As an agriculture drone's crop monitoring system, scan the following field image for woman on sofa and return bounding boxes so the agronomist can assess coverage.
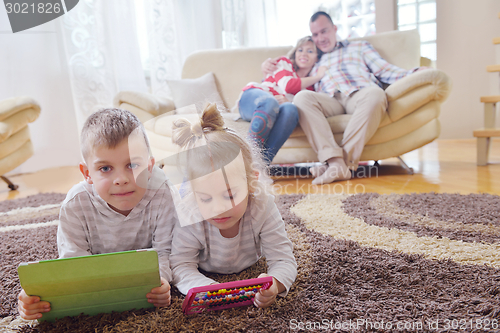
[238,36,326,164]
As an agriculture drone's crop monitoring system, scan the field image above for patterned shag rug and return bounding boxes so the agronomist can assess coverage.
[1,192,500,333]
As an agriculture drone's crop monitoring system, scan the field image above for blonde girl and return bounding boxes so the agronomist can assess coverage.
[169,103,297,308]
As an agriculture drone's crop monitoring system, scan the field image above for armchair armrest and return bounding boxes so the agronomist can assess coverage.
[385,69,452,122]
[113,91,175,117]
[0,97,41,143]
[0,96,40,122]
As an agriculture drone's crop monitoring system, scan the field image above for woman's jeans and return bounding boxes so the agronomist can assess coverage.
[239,88,299,164]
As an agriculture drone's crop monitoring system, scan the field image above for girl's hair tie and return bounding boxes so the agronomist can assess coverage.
[191,121,204,139]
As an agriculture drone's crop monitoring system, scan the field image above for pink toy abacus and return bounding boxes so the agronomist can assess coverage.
[182,276,273,315]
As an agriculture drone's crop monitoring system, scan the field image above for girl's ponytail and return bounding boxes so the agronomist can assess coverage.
[172,103,224,148]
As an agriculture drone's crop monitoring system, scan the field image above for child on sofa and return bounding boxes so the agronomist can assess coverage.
[18,108,178,320]
[169,103,297,308]
[239,36,327,164]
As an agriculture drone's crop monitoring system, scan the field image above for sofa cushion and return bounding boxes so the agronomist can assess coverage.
[362,119,439,161]
[350,29,421,70]
[167,72,225,111]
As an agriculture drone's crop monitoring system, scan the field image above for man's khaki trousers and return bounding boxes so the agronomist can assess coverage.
[294,86,387,169]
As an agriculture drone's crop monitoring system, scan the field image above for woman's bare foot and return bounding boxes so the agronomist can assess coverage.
[311,157,352,185]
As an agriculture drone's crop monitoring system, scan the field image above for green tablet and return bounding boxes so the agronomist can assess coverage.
[17,249,161,322]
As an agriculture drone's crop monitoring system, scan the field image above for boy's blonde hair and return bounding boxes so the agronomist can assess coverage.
[80,108,151,162]
[287,36,320,72]
[172,103,268,196]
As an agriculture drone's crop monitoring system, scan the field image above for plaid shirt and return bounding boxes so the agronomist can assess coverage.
[313,40,420,96]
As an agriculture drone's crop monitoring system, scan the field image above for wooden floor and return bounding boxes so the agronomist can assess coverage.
[1,139,499,201]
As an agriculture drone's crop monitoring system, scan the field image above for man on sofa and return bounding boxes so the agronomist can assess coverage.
[263,11,426,184]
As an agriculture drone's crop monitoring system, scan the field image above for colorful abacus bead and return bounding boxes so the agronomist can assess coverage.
[182,276,274,314]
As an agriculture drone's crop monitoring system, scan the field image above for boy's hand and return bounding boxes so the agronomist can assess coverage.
[18,289,51,320]
[253,273,279,308]
[147,277,171,307]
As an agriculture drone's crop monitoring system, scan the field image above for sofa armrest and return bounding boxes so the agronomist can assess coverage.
[420,56,432,67]
[0,96,40,122]
[113,91,175,117]
[385,69,451,122]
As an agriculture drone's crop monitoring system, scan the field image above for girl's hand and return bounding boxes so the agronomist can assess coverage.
[253,273,279,308]
[262,57,279,76]
[18,289,51,320]
[275,95,287,105]
[316,66,328,78]
[147,277,171,307]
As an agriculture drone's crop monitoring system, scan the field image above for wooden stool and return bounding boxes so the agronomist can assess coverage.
[473,96,500,165]
[474,14,500,165]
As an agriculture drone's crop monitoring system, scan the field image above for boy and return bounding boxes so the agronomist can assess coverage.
[18,108,177,320]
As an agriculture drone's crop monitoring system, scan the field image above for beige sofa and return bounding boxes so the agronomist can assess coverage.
[114,29,451,166]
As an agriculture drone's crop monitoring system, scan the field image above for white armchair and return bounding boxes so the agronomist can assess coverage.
[0,96,41,190]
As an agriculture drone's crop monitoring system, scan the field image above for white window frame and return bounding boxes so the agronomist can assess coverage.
[397,0,437,62]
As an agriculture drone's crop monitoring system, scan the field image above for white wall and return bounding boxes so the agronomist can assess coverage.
[0,9,81,175]
[437,0,500,138]
[375,0,396,33]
